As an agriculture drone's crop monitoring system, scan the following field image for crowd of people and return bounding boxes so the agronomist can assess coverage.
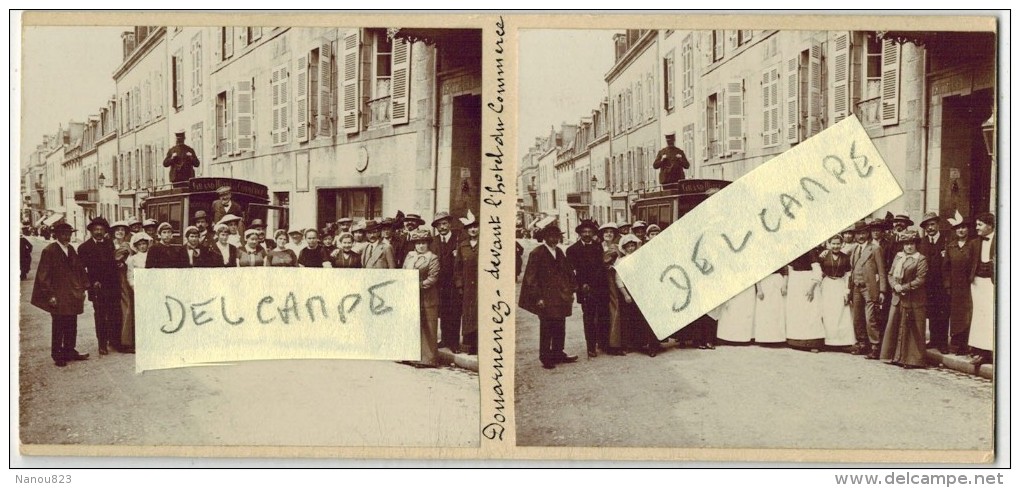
[28,204,481,369]
[518,211,997,371]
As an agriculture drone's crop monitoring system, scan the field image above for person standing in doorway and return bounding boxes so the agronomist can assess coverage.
[968,212,995,365]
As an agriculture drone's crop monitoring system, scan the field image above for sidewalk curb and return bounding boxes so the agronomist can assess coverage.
[925,349,993,380]
[438,348,478,372]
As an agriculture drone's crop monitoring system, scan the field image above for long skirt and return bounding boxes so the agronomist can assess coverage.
[717,285,756,343]
[785,270,825,348]
[419,297,440,366]
[969,277,994,352]
[752,273,786,343]
[880,302,927,367]
[119,272,135,347]
[820,276,855,347]
[607,270,623,349]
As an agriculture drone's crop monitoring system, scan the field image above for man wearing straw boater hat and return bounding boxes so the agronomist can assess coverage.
[430,211,462,353]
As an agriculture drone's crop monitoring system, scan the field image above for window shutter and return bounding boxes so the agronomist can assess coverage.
[785,56,799,143]
[728,30,737,51]
[700,103,708,161]
[214,28,222,62]
[280,65,290,143]
[224,27,234,58]
[295,54,309,143]
[271,67,281,145]
[235,80,253,152]
[831,32,851,124]
[762,64,781,147]
[134,87,141,127]
[391,37,411,125]
[647,73,655,119]
[726,79,745,154]
[807,43,823,137]
[342,30,362,134]
[224,87,234,155]
[175,54,184,108]
[714,30,725,60]
[742,30,753,43]
[880,39,901,126]
[318,39,334,135]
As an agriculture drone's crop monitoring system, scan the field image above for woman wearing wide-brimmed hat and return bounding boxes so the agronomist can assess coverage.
[110,221,136,352]
[599,222,619,255]
[613,234,660,357]
[942,212,976,355]
[519,224,578,369]
[879,229,929,368]
[402,228,441,368]
[455,211,481,355]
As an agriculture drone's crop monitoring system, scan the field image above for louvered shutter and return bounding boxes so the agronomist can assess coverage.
[807,43,823,137]
[785,56,799,143]
[831,32,851,124]
[714,30,725,60]
[224,27,234,58]
[762,64,781,147]
[726,79,745,154]
[271,67,281,145]
[318,39,334,136]
[295,54,309,143]
[280,65,290,144]
[342,30,362,134]
[391,37,411,125]
[235,80,253,152]
[880,39,901,126]
[213,28,222,63]
[224,87,234,155]
[700,102,708,161]
[175,54,184,108]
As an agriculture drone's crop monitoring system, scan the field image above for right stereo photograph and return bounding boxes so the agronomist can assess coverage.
[515,27,997,452]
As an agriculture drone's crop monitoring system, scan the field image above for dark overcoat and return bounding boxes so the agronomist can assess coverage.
[31,242,89,315]
[519,244,575,318]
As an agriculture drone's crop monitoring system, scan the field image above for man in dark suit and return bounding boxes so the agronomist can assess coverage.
[652,132,690,189]
[211,186,244,227]
[519,225,578,369]
[849,220,888,359]
[917,212,949,353]
[163,130,200,184]
[31,223,90,366]
[429,211,462,353]
[146,222,188,268]
[566,219,609,357]
[77,217,123,355]
[193,210,215,249]
[20,228,32,280]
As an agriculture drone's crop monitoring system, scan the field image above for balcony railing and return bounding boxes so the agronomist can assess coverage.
[368,96,391,127]
[566,191,591,208]
[73,189,99,203]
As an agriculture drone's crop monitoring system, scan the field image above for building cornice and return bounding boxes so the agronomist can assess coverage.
[113,27,167,81]
[605,30,656,84]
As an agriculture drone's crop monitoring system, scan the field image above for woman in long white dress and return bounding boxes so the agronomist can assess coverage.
[717,284,757,343]
[818,235,855,349]
[752,267,787,344]
[785,248,825,351]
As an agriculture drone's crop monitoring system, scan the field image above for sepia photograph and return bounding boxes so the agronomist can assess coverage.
[17,21,485,449]
[515,27,997,451]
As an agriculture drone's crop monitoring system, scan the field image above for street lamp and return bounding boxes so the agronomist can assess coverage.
[98,173,106,188]
[981,114,995,157]
[591,175,607,191]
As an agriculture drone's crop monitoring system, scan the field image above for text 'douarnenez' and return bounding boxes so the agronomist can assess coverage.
[616,116,904,340]
[134,268,420,372]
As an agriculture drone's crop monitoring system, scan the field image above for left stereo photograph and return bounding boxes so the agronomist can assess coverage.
[17,23,484,450]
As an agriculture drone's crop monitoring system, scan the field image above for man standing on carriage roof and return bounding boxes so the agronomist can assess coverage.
[652,132,690,188]
[163,130,201,184]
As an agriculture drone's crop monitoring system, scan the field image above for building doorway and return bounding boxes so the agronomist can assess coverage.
[449,94,481,221]
[316,187,383,230]
[939,88,993,218]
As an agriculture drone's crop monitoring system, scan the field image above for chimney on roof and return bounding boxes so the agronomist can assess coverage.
[121,31,136,60]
